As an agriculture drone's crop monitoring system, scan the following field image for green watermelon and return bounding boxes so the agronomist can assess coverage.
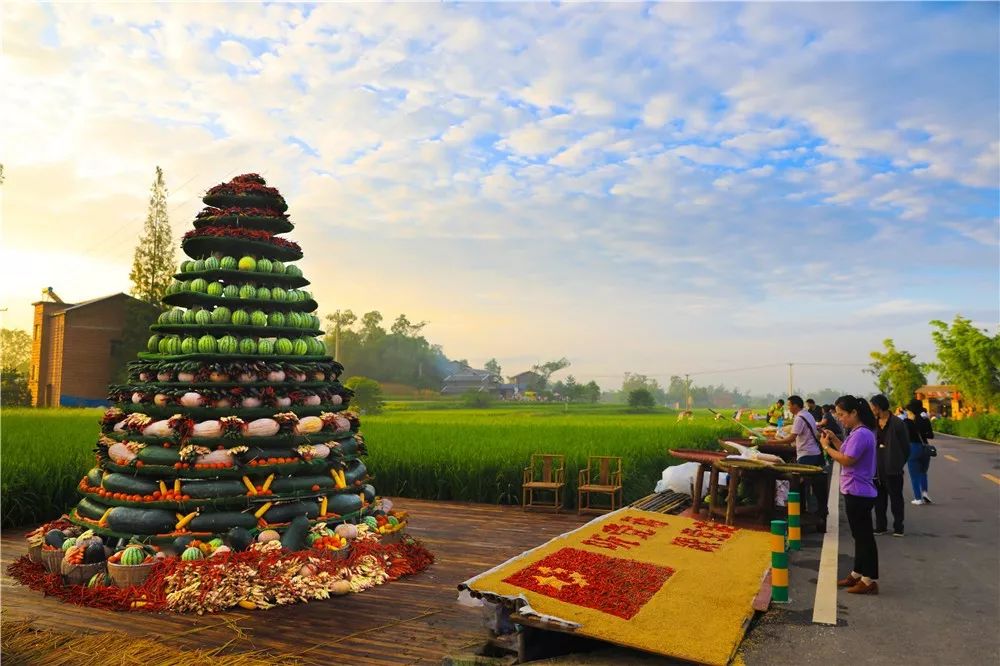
[218,335,238,354]
[206,282,224,297]
[157,310,171,324]
[255,286,272,300]
[286,265,302,278]
[285,311,301,328]
[310,315,321,329]
[211,306,231,324]
[239,284,257,299]
[286,289,301,302]
[198,335,217,353]
[121,546,147,566]
[307,337,325,355]
[275,338,293,355]
[204,256,220,271]
[271,287,287,302]
[182,308,197,324]
[181,546,204,561]
[194,309,212,325]
[193,259,206,272]
[220,256,237,270]
[163,336,181,355]
[292,339,308,356]
[147,335,162,353]
[166,280,180,295]
[178,280,192,292]
[180,260,195,273]
[271,260,285,274]
[268,312,286,327]
[239,338,256,354]
[158,337,170,353]
[231,309,250,326]
[238,256,256,271]
[300,291,312,302]
[256,257,273,273]
[257,339,274,355]
[250,310,267,327]
[223,284,240,299]
[190,278,208,293]
[167,308,185,324]
[180,336,197,355]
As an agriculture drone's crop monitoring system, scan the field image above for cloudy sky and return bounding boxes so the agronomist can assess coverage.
[2,2,997,394]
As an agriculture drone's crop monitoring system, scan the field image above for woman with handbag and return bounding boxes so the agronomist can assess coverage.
[819,395,880,595]
[905,398,934,505]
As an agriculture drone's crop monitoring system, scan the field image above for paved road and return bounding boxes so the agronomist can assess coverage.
[742,434,1000,665]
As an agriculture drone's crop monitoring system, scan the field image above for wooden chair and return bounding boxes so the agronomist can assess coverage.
[577,456,623,515]
[522,454,566,512]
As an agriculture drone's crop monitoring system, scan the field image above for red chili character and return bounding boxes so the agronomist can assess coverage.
[621,516,670,528]
[601,523,657,539]
[582,534,641,551]
[671,536,721,552]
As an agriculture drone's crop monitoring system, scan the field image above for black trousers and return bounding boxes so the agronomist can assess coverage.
[875,474,905,533]
[844,494,879,579]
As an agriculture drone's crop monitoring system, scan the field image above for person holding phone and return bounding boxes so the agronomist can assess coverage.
[819,395,879,595]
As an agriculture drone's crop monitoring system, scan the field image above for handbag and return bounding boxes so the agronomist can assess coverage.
[925,444,937,458]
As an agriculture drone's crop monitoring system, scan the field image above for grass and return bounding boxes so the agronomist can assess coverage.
[933,414,1000,443]
[1,404,740,528]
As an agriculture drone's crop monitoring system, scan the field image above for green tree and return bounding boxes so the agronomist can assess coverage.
[529,357,570,391]
[0,367,31,406]
[360,311,385,343]
[390,313,427,337]
[326,309,357,360]
[484,358,502,378]
[129,166,176,304]
[622,372,666,405]
[343,376,385,414]
[867,339,927,408]
[628,388,656,410]
[461,390,495,408]
[928,316,1000,412]
[583,380,601,404]
[1,328,32,374]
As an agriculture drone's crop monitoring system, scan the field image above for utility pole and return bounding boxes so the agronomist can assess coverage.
[788,363,794,396]
[334,320,341,361]
[684,373,692,409]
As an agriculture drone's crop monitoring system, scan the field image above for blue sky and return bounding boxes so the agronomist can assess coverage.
[2,2,997,394]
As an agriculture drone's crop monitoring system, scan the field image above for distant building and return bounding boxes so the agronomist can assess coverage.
[441,366,513,397]
[508,371,543,393]
[30,292,159,407]
[914,384,966,419]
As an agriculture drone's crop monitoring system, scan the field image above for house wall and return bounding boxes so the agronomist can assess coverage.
[29,301,71,407]
[59,297,131,405]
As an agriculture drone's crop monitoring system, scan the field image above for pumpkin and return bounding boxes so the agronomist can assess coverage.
[334,523,358,540]
[247,419,280,437]
[294,416,323,434]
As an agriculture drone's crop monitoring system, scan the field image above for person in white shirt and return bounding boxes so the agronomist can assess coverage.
[769,395,828,532]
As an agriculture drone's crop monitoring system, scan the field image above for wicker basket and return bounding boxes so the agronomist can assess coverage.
[62,561,107,586]
[41,548,64,574]
[28,544,43,563]
[380,528,406,545]
[108,561,156,588]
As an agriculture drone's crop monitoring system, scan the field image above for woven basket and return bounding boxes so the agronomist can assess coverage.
[28,544,43,563]
[41,549,64,574]
[62,561,107,586]
[380,528,406,545]
[108,561,156,588]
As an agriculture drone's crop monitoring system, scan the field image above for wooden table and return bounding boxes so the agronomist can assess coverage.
[668,449,728,517]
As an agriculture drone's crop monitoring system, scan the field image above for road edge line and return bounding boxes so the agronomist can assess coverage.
[812,462,840,625]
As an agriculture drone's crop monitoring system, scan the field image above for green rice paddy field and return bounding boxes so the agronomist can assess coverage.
[1,404,739,528]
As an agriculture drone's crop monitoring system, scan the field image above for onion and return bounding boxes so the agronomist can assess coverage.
[132,392,144,404]
[275,396,292,408]
[180,392,203,407]
[157,371,173,382]
[177,371,196,382]
[331,395,343,405]
[215,398,232,409]
[209,371,229,382]
[154,393,170,407]
[302,395,321,406]
[237,372,255,383]
[138,372,151,382]
[267,370,286,382]
[313,372,326,381]
[241,396,261,408]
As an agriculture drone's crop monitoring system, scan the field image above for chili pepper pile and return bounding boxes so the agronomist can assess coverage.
[182,226,302,252]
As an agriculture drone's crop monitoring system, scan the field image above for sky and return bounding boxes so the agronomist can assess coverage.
[2,2,998,395]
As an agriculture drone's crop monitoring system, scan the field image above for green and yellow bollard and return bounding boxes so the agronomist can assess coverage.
[771,519,789,604]
[787,490,801,551]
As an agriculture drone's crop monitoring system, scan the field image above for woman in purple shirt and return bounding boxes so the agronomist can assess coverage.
[818,395,879,595]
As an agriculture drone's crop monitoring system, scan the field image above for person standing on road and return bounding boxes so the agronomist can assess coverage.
[769,395,828,532]
[905,398,934,505]
[870,394,910,537]
[818,404,844,439]
[806,398,823,422]
[819,395,879,595]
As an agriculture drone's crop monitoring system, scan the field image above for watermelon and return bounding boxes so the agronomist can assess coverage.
[256,258,273,273]
[310,315,321,329]
[239,338,256,354]
[204,256,220,271]
[194,259,206,272]
[231,309,250,326]
[166,280,180,295]
[121,546,147,566]
[220,256,237,270]
[271,287,287,302]
[211,306,231,324]
[180,337,197,355]
[257,339,274,355]
[181,546,204,561]
[238,256,256,271]
[190,278,208,293]
[182,308,197,324]
[285,312,301,328]
[147,335,162,353]
[268,312,286,327]
[286,265,302,278]
[194,309,212,325]
[286,289,301,302]
[300,291,312,302]
[271,260,285,274]
[255,286,272,300]
[206,282,224,296]
[198,335,217,353]
[180,260,195,273]
[275,338,293,355]
[157,311,171,324]
[167,308,185,324]
[218,335,238,354]
[250,310,267,327]
[178,280,191,292]
[162,337,181,355]
[223,284,240,299]
[292,339,308,356]
[158,337,170,353]
[307,337,325,355]
[239,284,257,299]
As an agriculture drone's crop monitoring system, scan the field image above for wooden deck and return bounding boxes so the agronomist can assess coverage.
[1,498,590,665]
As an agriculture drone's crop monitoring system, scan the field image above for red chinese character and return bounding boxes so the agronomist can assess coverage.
[602,523,657,539]
[681,521,737,543]
[622,516,670,528]
[692,520,738,535]
[671,536,721,553]
[582,534,641,551]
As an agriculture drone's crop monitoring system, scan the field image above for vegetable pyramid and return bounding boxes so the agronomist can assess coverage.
[71,174,393,546]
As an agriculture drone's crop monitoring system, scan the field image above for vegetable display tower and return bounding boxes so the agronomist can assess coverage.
[72,174,400,546]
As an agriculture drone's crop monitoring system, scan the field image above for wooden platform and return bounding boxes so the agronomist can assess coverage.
[1,498,590,665]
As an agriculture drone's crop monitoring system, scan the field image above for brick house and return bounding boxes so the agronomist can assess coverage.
[30,292,160,407]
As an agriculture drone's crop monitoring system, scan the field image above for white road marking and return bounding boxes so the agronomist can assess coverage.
[944,454,959,462]
[812,463,840,626]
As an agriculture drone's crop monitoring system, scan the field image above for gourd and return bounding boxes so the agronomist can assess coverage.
[247,418,280,437]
